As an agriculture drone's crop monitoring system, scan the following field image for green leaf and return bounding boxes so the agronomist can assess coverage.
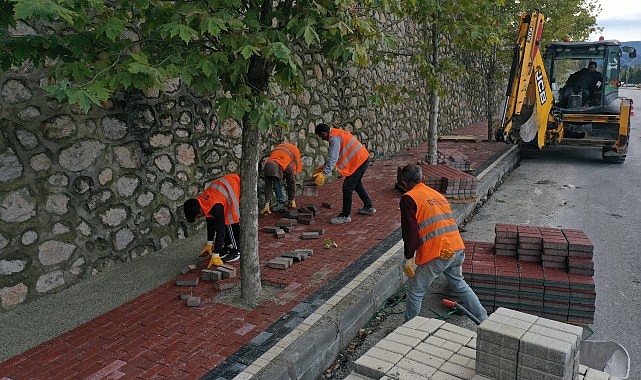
[302,25,320,45]
[158,22,198,43]
[101,17,127,42]
[269,42,291,62]
[238,44,259,59]
[13,0,77,24]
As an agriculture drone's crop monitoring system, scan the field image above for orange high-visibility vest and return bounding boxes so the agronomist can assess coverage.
[197,173,241,225]
[405,183,465,265]
[268,143,302,174]
[330,128,369,177]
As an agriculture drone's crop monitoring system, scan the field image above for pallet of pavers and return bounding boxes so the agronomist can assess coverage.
[352,308,615,380]
[457,224,596,325]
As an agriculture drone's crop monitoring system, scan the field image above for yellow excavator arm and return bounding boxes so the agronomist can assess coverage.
[500,10,554,149]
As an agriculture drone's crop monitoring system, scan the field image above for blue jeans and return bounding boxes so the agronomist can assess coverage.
[405,250,488,322]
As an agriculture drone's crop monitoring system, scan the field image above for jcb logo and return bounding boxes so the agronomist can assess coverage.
[527,26,533,42]
[535,68,547,104]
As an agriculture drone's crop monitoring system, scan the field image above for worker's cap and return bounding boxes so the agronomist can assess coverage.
[183,199,201,223]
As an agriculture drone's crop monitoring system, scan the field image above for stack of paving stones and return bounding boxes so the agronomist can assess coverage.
[302,176,319,196]
[516,225,543,263]
[458,224,596,324]
[348,310,615,380]
[396,164,478,202]
[437,148,472,172]
[353,317,477,379]
[476,307,583,380]
[196,264,238,292]
[267,248,313,270]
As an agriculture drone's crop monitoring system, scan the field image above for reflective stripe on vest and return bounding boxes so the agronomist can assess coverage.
[331,129,369,176]
[270,143,301,174]
[210,177,240,225]
[198,174,241,225]
[406,183,465,265]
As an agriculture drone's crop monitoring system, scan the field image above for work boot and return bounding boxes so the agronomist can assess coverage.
[330,215,352,224]
[223,250,240,263]
[358,206,377,215]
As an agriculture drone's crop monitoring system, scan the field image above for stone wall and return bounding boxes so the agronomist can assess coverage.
[0,19,496,310]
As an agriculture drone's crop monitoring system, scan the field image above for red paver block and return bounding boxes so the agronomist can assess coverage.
[294,248,313,257]
[217,265,236,279]
[277,219,297,227]
[281,251,308,262]
[263,226,280,233]
[181,264,197,274]
[301,231,319,240]
[321,202,333,209]
[275,229,286,238]
[201,269,220,282]
[186,296,201,307]
[175,278,199,286]
[304,204,318,216]
[267,256,294,269]
[302,186,318,196]
[213,279,239,292]
[562,228,594,252]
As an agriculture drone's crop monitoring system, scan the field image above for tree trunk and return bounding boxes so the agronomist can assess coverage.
[239,115,262,306]
[486,44,498,141]
[238,55,272,306]
[427,17,440,165]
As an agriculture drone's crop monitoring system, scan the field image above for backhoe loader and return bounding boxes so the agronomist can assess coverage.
[498,10,637,163]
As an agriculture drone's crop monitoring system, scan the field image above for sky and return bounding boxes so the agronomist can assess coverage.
[589,0,641,42]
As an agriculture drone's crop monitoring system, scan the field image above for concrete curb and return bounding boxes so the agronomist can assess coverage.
[238,145,521,380]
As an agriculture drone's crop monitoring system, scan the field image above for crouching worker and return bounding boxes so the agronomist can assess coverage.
[183,173,241,268]
[261,142,303,215]
[399,164,487,323]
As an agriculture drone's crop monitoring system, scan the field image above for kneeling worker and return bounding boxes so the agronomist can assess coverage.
[183,173,241,268]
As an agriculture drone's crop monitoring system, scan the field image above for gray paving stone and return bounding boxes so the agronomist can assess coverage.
[384,331,422,348]
[374,338,413,356]
[440,360,476,379]
[394,357,439,378]
[354,354,394,379]
[520,331,573,363]
[405,348,447,369]
[361,346,403,365]
[414,341,455,361]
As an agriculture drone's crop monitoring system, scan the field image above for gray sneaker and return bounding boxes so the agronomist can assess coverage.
[358,207,377,215]
[330,215,352,224]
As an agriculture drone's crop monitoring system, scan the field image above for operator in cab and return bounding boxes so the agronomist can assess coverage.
[558,61,603,108]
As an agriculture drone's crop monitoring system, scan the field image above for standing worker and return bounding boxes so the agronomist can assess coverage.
[398,164,487,323]
[260,142,303,215]
[313,123,376,224]
[183,173,241,268]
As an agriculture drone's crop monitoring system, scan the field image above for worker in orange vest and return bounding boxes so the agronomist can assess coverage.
[183,173,241,268]
[398,164,487,322]
[260,143,303,215]
[313,123,376,224]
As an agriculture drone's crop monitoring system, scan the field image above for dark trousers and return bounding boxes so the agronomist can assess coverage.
[341,160,373,217]
[225,223,240,249]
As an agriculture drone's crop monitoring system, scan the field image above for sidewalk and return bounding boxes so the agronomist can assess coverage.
[0,122,518,380]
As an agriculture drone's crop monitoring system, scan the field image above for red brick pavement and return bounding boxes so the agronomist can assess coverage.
[0,122,507,380]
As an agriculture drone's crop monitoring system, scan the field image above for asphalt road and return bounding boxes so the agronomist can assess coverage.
[461,88,641,379]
